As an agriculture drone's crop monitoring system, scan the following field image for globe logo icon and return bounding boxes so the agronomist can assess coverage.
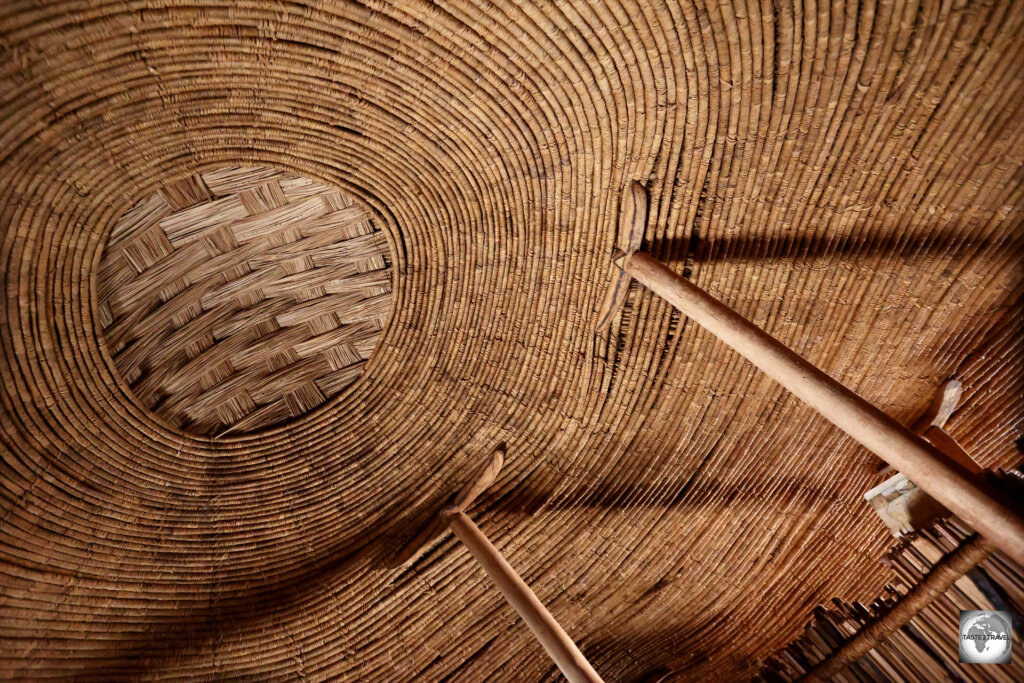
[959,610,1012,664]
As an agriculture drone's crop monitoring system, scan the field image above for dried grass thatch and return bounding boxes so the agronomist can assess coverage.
[1,0,1023,680]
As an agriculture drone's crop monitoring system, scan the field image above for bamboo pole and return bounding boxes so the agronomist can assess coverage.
[443,509,605,683]
[797,535,993,682]
[622,252,1024,566]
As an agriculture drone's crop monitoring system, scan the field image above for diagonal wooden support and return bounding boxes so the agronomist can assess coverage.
[878,378,982,477]
[595,181,647,329]
[390,445,604,683]
[797,534,994,682]
[596,182,1024,566]
[913,378,983,475]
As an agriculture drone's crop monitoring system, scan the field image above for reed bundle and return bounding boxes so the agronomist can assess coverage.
[2,0,1023,680]
[758,511,1024,682]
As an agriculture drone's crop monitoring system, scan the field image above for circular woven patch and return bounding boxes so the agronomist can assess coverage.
[96,167,392,436]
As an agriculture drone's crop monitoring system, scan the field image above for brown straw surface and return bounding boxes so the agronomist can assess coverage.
[2,1,1023,680]
[97,167,390,435]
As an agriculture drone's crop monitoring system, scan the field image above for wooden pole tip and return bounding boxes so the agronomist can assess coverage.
[912,378,964,433]
[452,445,506,511]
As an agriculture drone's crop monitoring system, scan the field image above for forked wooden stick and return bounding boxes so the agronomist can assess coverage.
[879,378,982,476]
[597,182,1024,566]
[914,378,983,474]
[388,448,506,568]
[391,445,604,683]
[595,181,647,329]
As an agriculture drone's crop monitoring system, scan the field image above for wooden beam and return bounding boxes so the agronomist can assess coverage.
[922,426,983,475]
[443,509,605,683]
[622,251,1024,566]
[878,378,982,476]
[391,446,605,683]
[388,446,506,568]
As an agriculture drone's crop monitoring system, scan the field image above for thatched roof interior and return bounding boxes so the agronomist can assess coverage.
[1,0,1022,680]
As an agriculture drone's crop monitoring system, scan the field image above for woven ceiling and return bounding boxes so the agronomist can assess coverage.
[1,1,1022,681]
[98,167,391,436]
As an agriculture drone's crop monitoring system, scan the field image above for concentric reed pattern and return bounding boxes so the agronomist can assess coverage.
[97,167,391,436]
[2,1,1023,681]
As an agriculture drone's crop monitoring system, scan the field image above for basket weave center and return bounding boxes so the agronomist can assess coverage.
[96,166,392,436]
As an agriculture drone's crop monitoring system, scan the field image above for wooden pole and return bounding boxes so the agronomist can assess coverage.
[391,447,604,681]
[442,508,605,683]
[922,426,982,475]
[797,535,993,681]
[622,251,1024,565]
